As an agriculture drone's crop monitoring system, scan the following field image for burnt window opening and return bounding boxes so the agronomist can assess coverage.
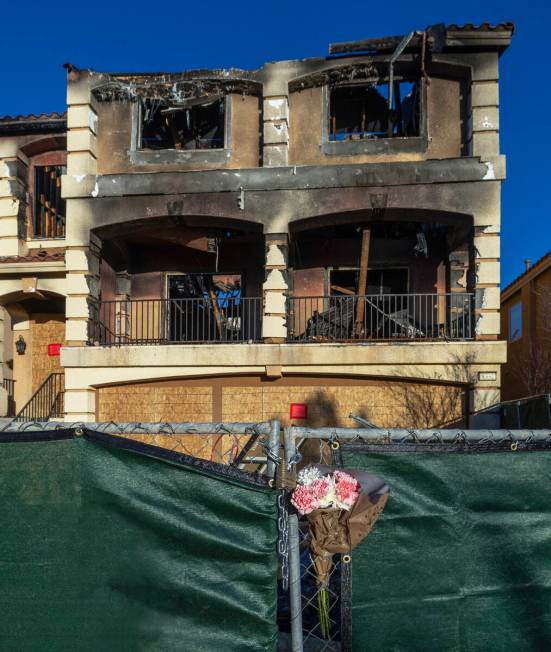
[329,80,420,141]
[140,98,225,150]
[34,165,66,239]
[330,268,409,295]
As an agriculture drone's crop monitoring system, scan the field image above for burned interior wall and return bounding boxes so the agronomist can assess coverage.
[99,257,118,301]
[426,76,463,158]
[95,94,260,174]
[131,272,163,300]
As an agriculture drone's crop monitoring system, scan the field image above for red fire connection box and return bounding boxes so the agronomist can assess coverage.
[290,403,308,420]
[47,343,61,357]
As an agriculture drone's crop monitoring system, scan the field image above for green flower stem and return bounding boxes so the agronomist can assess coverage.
[317,586,331,639]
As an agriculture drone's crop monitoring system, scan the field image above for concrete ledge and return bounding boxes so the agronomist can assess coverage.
[60,156,506,199]
[129,148,232,166]
[322,137,428,157]
[62,340,507,369]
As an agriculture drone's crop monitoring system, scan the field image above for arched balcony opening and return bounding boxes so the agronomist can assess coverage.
[91,216,264,345]
[287,209,474,342]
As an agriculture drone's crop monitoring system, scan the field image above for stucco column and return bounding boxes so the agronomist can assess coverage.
[262,233,288,343]
[64,233,100,421]
[61,68,100,420]
[469,53,500,158]
[262,97,289,167]
[65,236,100,346]
[468,373,501,425]
[63,367,96,422]
[66,67,98,179]
[0,141,26,257]
[64,68,101,347]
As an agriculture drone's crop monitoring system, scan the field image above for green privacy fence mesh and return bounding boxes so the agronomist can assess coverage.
[341,445,551,652]
[0,429,279,652]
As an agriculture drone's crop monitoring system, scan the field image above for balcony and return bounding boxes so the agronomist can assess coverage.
[287,293,474,342]
[89,293,474,346]
[89,297,263,345]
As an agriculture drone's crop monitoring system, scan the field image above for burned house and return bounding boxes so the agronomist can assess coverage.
[0,23,513,426]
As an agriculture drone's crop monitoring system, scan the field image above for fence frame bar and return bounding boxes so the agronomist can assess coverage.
[1,419,280,480]
[1,420,274,434]
[288,427,551,442]
[285,426,304,652]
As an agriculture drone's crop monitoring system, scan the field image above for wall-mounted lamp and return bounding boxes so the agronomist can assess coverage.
[15,335,27,355]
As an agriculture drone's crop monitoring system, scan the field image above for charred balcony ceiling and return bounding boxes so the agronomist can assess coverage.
[93,215,263,243]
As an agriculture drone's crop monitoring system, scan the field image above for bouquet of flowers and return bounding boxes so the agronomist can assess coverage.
[291,465,389,638]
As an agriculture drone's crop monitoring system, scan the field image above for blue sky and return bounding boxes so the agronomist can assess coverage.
[1,1,548,286]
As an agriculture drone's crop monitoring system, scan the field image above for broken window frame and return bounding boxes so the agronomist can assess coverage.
[321,73,428,156]
[165,272,244,301]
[163,271,246,342]
[131,96,232,165]
[328,77,421,141]
[327,266,410,296]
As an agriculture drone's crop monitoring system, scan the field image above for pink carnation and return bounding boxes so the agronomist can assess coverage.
[292,468,361,514]
[291,484,317,515]
[334,471,360,508]
[291,478,331,514]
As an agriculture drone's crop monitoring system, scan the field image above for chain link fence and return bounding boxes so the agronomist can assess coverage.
[282,425,551,652]
[5,420,551,651]
[0,419,280,475]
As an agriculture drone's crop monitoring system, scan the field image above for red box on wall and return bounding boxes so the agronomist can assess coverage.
[48,343,61,357]
[290,403,308,420]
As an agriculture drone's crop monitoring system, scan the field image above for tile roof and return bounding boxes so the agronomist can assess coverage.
[0,112,67,136]
[446,22,515,32]
[0,250,65,264]
[0,112,66,123]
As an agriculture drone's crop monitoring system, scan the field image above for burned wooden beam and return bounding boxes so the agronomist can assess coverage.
[329,33,424,55]
[354,228,371,336]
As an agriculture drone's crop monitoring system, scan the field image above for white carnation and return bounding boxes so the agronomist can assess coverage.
[297,466,322,486]
[317,477,337,508]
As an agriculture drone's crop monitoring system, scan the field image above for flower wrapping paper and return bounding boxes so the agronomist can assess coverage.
[304,465,390,586]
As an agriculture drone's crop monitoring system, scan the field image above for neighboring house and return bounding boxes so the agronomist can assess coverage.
[0,23,513,427]
[501,252,551,401]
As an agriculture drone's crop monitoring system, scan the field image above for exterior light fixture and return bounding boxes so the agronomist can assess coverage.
[15,335,27,355]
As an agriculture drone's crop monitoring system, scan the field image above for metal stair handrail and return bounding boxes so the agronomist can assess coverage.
[13,372,65,422]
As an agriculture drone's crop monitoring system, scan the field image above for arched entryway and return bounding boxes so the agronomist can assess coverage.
[1,291,65,414]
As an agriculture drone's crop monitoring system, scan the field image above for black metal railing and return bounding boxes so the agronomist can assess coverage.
[2,378,16,417]
[90,297,263,345]
[287,293,474,342]
[13,373,64,422]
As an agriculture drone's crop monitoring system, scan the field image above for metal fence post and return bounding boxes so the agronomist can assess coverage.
[266,420,280,480]
[284,426,303,652]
